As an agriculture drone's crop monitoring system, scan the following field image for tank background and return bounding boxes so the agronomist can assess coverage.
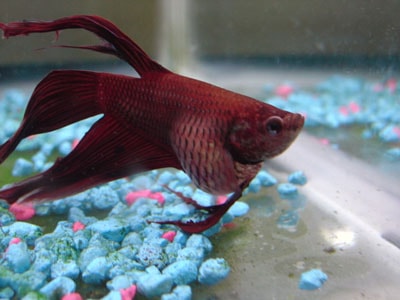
[0,1,159,67]
[0,0,399,67]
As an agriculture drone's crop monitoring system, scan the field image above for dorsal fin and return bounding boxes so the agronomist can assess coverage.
[0,15,169,76]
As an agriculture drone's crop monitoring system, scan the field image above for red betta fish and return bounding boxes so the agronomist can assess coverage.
[0,15,304,233]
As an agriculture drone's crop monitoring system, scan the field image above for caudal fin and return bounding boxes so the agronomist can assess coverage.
[0,15,168,76]
[0,116,182,204]
[0,70,102,163]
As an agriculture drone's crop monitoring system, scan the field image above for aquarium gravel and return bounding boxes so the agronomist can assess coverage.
[298,269,328,290]
[5,73,399,298]
[0,86,309,299]
[266,76,400,160]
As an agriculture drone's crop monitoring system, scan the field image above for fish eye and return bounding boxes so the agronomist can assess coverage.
[266,116,283,136]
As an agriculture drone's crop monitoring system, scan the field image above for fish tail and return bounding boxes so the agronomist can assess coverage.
[0,15,168,76]
[0,70,102,163]
[0,116,181,204]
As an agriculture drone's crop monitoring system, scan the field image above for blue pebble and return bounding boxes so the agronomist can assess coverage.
[31,249,56,275]
[162,203,194,220]
[137,244,166,269]
[0,206,15,226]
[288,171,307,185]
[90,186,120,210]
[177,247,204,267]
[51,199,68,215]
[5,241,31,273]
[9,270,47,297]
[166,285,192,300]
[379,124,400,142]
[146,265,161,274]
[131,175,154,190]
[175,171,192,184]
[106,274,134,290]
[198,258,230,285]
[12,158,34,177]
[162,260,198,285]
[3,222,42,246]
[40,143,54,156]
[51,259,80,279]
[82,256,111,284]
[173,185,194,199]
[31,151,47,171]
[78,246,109,272]
[222,212,234,224]
[146,237,169,248]
[202,220,223,237]
[277,183,298,198]
[257,170,278,187]
[165,242,182,264]
[167,179,181,190]
[34,203,52,216]
[88,218,129,242]
[247,177,261,193]
[384,147,400,161]
[157,171,176,185]
[173,231,189,246]
[186,234,213,255]
[298,269,328,290]
[192,189,215,206]
[228,201,249,217]
[137,273,174,298]
[141,225,163,240]
[4,89,26,106]
[40,276,76,298]
[0,287,14,299]
[122,232,143,247]
[58,141,72,156]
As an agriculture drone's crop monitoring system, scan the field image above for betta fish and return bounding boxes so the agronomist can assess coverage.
[0,15,304,233]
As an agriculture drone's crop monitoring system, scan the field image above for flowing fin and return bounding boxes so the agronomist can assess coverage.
[0,15,168,76]
[0,70,102,163]
[0,116,181,204]
[154,188,244,233]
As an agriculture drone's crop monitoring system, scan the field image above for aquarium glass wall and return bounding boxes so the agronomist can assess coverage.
[0,1,399,300]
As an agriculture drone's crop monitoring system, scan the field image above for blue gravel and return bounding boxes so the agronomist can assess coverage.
[277,183,298,199]
[198,258,230,285]
[0,86,310,298]
[288,171,308,185]
[298,269,328,290]
[265,75,400,148]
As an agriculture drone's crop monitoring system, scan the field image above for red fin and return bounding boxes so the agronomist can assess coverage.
[154,189,244,233]
[0,15,168,76]
[0,116,181,204]
[0,70,102,163]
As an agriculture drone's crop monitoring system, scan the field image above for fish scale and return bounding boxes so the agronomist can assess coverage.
[0,15,304,232]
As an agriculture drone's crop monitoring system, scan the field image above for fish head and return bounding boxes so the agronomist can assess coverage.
[228,103,304,164]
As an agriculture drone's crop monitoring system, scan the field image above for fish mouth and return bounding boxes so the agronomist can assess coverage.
[285,113,305,133]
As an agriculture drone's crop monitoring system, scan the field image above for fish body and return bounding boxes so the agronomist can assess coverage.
[0,16,304,232]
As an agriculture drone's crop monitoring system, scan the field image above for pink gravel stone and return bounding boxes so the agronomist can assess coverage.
[61,293,83,300]
[120,285,137,300]
[9,203,35,220]
[72,221,86,232]
[126,190,165,206]
[162,231,177,242]
[275,84,294,98]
